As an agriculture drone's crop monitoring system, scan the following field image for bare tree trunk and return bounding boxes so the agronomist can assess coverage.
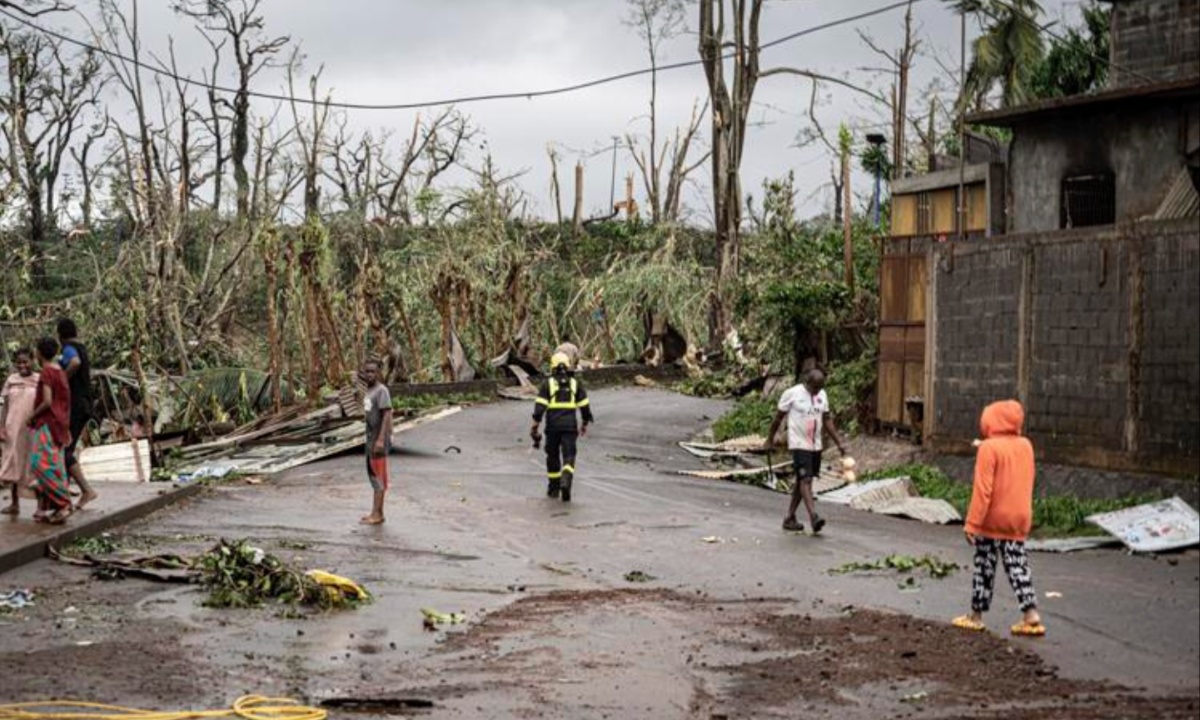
[572,162,584,235]
[699,0,762,349]
[548,145,563,225]
[842,139,854,295]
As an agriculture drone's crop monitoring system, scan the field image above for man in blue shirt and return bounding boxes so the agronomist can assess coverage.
[57,318,99,508]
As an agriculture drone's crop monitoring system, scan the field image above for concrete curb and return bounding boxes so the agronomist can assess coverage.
[0,482,206,576]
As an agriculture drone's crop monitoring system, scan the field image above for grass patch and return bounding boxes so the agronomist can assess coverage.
[864,463,1160,538]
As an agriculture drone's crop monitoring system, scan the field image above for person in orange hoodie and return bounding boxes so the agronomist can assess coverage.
[952,400,1046,637]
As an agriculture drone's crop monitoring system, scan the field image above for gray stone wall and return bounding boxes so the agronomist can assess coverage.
[1110,0,1200,88]
[929,219,1199,478]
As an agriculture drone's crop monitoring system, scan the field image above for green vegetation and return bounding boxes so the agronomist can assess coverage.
[863,463,1160,538]
[712,394,777,443]
[197,539,369,610]
[65,534,121,557]
[709,357,877,443]
[831,553,960,579]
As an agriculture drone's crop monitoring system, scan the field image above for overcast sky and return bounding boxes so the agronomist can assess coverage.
[39,0,1088,222]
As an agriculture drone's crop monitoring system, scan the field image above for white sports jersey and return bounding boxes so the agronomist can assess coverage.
[778,384,829,451]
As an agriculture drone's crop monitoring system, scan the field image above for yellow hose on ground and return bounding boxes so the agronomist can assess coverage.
[0,696,325,720]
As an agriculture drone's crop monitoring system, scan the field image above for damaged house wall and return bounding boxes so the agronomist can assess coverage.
[927,219,1200,477]
[1004,97,1196,234]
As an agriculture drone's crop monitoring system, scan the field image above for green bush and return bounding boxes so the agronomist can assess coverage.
[863,463,1159,538]
[712,394,778,442]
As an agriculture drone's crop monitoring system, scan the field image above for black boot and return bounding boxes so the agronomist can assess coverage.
[560,471,573,503]
[547,479,561,499]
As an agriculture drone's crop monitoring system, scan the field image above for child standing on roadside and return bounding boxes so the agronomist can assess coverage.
[953,399,1046,637]
[360,360,392,525]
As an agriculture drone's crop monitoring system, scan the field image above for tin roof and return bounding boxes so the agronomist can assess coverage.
[965,76,1200,127]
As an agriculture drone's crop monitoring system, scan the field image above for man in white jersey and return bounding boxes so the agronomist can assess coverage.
[764,368,846,534]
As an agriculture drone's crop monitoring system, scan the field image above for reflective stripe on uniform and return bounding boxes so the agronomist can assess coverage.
[536,397,550,406]
[562,464,575,474]
[547,471,562,479]
[547,378,581,410]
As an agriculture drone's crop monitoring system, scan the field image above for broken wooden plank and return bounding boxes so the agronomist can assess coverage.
[79,439,150,483]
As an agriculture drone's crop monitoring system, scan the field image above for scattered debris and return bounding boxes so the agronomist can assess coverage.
[901,690,930,703]
[66,533,120,557]
[1087,497,1200,553]
[0,589,34,611]
[869,497,962,525]
[831,554,960,579]
[821,476,962,525]
[197,539,370,610]
[444,445,462,454]
[702,536,724,544]
[306,569,370,605]
[1027,536,1122,553]
[78,439,151,483]
[421,607,466,631]
[678,462,792,482]
[51,545,194,583]
[175,405,461,480]
[1046,591,1064,599]
[624,570,657,583]
[634,374,659,388]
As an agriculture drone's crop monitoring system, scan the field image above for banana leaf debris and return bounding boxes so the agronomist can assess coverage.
[48,539,370,611]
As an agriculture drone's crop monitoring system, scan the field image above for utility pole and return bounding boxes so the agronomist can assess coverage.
[957,7,967,241]
[609,137,619,211]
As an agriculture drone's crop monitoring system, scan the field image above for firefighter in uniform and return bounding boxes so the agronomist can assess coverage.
[530,352,594,502]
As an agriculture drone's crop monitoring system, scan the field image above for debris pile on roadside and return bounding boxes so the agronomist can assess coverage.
[47,538,370,611]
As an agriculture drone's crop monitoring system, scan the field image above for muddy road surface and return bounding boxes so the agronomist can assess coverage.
[1,388,1197,718]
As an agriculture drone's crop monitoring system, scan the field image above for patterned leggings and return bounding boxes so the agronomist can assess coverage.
[971,537,1038,613]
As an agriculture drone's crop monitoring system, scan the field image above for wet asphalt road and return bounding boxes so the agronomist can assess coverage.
[1,387,1197,713]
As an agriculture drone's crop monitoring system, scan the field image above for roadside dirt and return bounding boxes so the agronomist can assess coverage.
[374,588,1199,719]
[3,563,1196,718]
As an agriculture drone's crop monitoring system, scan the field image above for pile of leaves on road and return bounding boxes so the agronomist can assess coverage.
[196,539,370,610]
[65,534,121,557]
[830,554,960,579]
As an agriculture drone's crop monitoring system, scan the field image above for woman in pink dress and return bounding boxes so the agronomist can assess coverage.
[1,348,40,516]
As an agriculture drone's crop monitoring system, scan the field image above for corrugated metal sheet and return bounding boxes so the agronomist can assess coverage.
[1153,168,1200,220]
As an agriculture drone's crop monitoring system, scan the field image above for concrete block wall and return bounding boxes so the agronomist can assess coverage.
[1027,240,1130,450]
[1139,228,1200,464]
[932,245,1022,438]
[1110,0,1200,88]
[929,219,1199,477]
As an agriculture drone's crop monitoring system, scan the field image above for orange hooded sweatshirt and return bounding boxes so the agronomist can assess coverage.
[965,400,1036,541]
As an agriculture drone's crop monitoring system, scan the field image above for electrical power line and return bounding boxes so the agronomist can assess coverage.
[0,0,926,112]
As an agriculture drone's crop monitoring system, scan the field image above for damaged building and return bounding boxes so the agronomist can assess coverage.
[879,0,1200,477]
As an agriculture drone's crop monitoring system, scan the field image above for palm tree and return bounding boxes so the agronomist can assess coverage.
[951,0,1046,110]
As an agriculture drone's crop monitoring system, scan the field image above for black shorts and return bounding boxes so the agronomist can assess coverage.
[791,450,822,481]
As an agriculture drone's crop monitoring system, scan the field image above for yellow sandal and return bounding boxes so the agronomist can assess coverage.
[952,615,987,632]
[1010,621,1047,637]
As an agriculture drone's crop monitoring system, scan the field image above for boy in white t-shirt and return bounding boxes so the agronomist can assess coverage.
[764,369,846,534]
